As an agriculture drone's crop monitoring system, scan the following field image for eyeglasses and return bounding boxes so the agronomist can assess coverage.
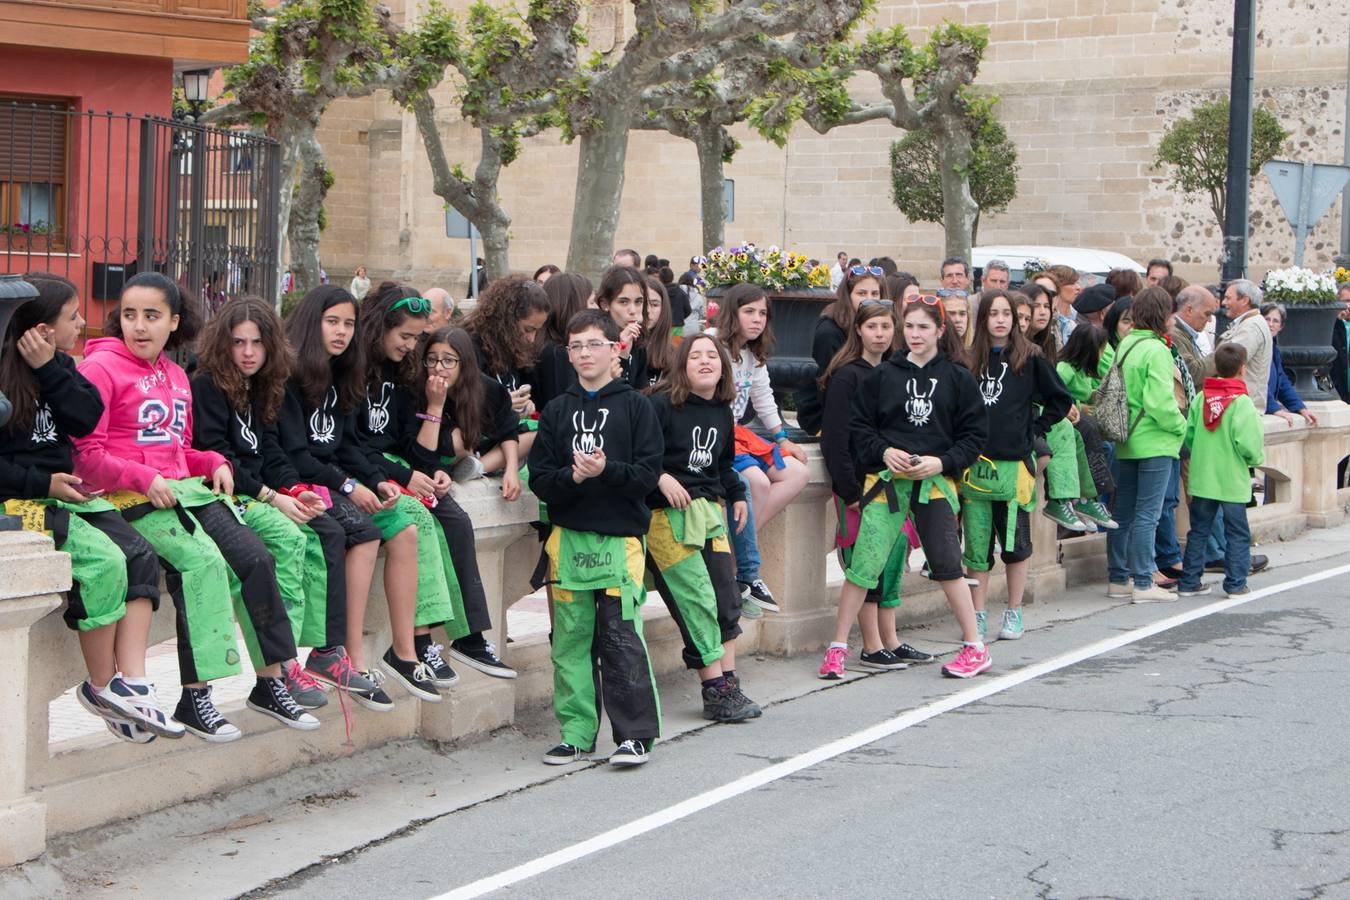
[566,339,615,354]
[905,294,946,322]
[424,354,460,370]
[850,265,885,277]
[392,296,433,314]
[859,299,894,308]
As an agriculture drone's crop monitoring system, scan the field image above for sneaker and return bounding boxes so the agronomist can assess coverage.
[449,638,518,679]
[1131,585,1179,604]
[889,643,936,664]
[702,682,756,722]
[379,647,442,702]
[1107,582,1133,599]
[818,646,847,680]
[1073,500,1118,529]
[247,677,321,731]
[452,455,485,483]
[1250,554,1269,573]
[284,660,328,710]
[858,648,908,671]
[542,742,592,765]
[742,578,780,613]
[1226,585,1251,597]
[1177,584,1212,597]
[305,647,394,712]
[609,739,649,766]
[998,608,1024,640]
[174,686,242,743]
[78,677,186,739]
[418,640,460,688]
[942,643,992,679]
[975,610,988,640]
[1042,499,1088,531]
[724,674,763,718]
[737,582,763,619]
[105,719,156,744]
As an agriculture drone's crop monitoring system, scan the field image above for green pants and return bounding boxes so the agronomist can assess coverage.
[370,494,461,634]
[646,507,728,669]
[127,505,241,683]
[1044,418,1094,502]
[834,495,907,608]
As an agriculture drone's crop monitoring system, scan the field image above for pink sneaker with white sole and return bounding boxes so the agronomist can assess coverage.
[942,643,992,678]
[818,646,847,680]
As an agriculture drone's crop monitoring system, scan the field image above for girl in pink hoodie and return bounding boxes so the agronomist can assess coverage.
[75,273,316,741]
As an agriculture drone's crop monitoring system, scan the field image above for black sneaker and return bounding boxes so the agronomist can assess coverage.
[741,578,780,613]
[449,638,518,679]
[379,646,441,702]
[858,648,908,671]
[1250,554,1269,573]
[609,739,649,766]
[247,677,321,730]
[702,682,755,723]
[890,643,936,664]
[724,674,763,718]
[542,742,592,765]
[417,639,460,688]
[174,686,242,743]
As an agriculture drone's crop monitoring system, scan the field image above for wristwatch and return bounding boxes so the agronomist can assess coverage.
[339,477,357,495]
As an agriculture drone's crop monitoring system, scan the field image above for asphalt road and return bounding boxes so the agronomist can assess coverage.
[262,553,1350,900]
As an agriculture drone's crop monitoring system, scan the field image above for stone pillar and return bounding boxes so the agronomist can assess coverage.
[0,530,69,866]
[754,455,835,655]
[1024,495,1066,602]
[1299,402,1350,528]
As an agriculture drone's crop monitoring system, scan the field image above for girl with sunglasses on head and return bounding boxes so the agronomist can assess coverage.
[354,284,516,682]
[714,283,810,615]
[818,302,934,669]
[192,296,381,713]
[0,273,181,744]
[76,273,315,741]
[282,285,450,707]
[463,274,549,440]
[819,294,991,680]
[793,264,888,436]
[960,289,1071,642]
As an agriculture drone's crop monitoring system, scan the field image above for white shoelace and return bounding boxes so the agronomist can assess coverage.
[193,688,226,728]
[411,661,437,685]
[270,679,307,718]
[423,642,448,670]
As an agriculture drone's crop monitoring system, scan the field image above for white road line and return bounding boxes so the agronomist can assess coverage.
[432,563,1350,900]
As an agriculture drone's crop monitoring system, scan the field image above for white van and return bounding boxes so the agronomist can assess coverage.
[972,245,1146,287]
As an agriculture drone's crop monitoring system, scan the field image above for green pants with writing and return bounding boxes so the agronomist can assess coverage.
[370,494,462,635]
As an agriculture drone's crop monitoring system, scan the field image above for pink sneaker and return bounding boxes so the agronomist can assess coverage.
[818,646,847,680]
[942,643,992,679]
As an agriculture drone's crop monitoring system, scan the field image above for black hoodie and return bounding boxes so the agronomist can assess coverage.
[973,347,1072,460]
[352,360,421,486]
[279,378,382,491]
[191,375,301,497]
[531,378,663,536]
[820,357,876,505]
[405,373,519,472]
[792,316,848,435]
[646,391,745,509]
[0,353,104,500]
[850,352,988,476]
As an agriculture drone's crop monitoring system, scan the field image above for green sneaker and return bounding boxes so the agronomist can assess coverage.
[975,609,987,640]
[1073,500,1118,529]
[1042,499,1088,531]
[998,608,1024,640]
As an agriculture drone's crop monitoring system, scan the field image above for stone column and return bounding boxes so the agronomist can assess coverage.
[0,530,69,867]
[754,454,835,655]
[1299,402,1350,528]
[1024,494,1067,602]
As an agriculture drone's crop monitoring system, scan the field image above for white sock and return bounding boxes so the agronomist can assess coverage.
[964,641,986,651]
[829,641,848,650]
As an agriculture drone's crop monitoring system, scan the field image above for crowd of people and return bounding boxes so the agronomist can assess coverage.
[1,250,1342,768]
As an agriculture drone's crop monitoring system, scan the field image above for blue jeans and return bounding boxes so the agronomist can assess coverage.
[1107,456,1173,588]
[729,473,759,583]
[1154,457,1182,568]
[1181,498,1251,593]
[1205,505,1228,561]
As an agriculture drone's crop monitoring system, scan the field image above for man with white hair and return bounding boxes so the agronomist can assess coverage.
[1215,278,1271,399]
[982,259,1010,290]
[424,286,455,332]
[1171,285,1218,388]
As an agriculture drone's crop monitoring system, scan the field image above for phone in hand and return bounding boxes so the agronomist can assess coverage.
[73,481,105,498]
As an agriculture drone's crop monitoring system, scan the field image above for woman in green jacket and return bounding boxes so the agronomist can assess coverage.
[1105,287,1186,603]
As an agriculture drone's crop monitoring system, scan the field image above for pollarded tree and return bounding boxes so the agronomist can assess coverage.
[1153,98,1289,229]
[889,112,1018,246]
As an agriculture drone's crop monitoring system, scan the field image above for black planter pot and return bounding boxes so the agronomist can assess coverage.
[1277,304,1340,402]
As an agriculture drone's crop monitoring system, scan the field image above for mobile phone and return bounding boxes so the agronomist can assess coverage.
[74,483,105,498]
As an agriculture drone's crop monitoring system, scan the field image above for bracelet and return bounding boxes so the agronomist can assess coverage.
[417,412,443,424]
[774,429,789,443]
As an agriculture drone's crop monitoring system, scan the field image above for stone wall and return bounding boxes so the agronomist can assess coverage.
[312,0,1349,292]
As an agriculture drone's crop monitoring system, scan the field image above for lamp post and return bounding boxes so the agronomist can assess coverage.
[0,275,39,530]
[181,69,212,121]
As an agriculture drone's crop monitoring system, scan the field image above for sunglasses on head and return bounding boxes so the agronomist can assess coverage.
[859,299,894,309]
[904,294,946,322]
[935,288,968,299]
[850,265,885,277]
[391,296,432,314]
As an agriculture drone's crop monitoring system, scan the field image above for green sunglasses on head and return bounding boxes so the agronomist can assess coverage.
[391,296,433,314]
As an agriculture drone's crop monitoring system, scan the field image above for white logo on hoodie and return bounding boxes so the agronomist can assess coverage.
[31,403,56,444]
[686,425,717,472]
[571,408,609,455]
[309,386,338,444]
[980,361,1007,407]
[366,382,393,434]
[905,378,938,427]
[236,409,258,452]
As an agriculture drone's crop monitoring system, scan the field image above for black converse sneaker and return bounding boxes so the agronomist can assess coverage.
[743,578,781,613]
[174,686,242,743]
[609,739,649,766]
[542,742,592,765]
[889,643,936,663]
[725,674,762,719]
[858,648,909,671]
[247,677,321,730]
[379,646,442,702]
[416,638,460,688]
[702,682,755,723]
[449,636,518,679]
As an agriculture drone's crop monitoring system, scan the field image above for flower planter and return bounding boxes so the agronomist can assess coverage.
[3,234,51,254]
[1277,304,1340,402]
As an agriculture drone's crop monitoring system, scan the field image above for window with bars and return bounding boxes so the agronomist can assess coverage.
[0,99,70,252]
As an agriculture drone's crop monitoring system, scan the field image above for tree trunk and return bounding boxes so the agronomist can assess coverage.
[936,128,977,265]
[287,131,327,296]
[694,123,727,254]
[270,120,305,304]
[566,107,633,280]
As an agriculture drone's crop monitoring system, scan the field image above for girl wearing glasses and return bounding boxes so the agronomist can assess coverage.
[818,302,934,669]
[960,290,1071,643]
[282,285,449,707]
[192,296,386,715]
[819,294,990,680]
[793,264,888,436]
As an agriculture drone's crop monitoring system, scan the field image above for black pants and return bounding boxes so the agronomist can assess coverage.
[318,494,384,648]
[192,500,297,668]
[648,540,744,671]
[429,494,493,635]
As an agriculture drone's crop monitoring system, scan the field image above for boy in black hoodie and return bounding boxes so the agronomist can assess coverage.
[531,310,664,767]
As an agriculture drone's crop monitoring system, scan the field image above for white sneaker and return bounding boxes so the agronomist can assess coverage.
[1131,585,1179,603]
[1107,582,1133,599]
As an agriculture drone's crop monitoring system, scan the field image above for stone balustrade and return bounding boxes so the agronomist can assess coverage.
[3,399,1349,866]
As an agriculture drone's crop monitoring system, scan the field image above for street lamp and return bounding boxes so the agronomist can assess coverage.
[182,69,212,120]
